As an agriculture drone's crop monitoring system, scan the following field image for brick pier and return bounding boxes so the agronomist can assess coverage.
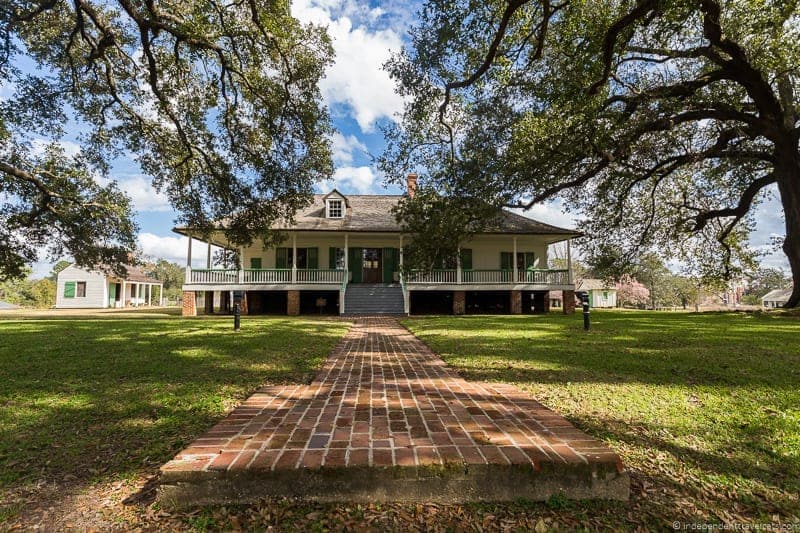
[158,318,628,507]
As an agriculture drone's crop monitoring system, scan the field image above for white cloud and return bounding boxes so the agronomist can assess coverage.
[321,165,378,194]
[115,175,172,212]
[515,199,580,230]
[331,131,368,165]
[138,232,211,268]
[293,0,405,132]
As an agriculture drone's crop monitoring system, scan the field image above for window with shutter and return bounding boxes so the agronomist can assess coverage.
[460,249,473,270]
[275,248,288,268]
[76,282,86,297]
[500,252,512,270]
[64,281,76,298]
[250,258,262,269]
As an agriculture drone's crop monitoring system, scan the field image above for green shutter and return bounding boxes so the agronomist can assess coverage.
[307,247,318,269]
[250,258,262,269]
[500,252,512,270]
[64,281,76,298]
[460,248,473,270]
[329,247,336,269]
[275,248,287,268]
[348,247,362,283]
[382,248,395,283]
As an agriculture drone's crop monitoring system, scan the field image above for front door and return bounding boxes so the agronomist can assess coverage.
[362,248,382,283]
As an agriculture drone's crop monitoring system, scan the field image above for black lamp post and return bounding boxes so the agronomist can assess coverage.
[582,293,590,331]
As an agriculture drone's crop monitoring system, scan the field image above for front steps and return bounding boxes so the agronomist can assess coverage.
[344,284,405,315]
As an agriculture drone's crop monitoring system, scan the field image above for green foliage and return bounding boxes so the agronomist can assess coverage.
[745,268,791,298]
[0,0,334,279]
[382,0,800,306]
[144,259,185,301]
[393,188,502,270]
[46,260,71,282]
[0,269,55,308]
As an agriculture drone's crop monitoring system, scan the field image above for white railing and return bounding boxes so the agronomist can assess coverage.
[188,268,344,285]
[190,269,239,284]
[462,269,513,284]
[407,269,571,286]
[296,269,346,283]
[243,269,291,283]
[405,269,457,284]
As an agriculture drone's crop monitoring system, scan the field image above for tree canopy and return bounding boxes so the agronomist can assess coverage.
[1,0,333,280]
[381,0,800,307]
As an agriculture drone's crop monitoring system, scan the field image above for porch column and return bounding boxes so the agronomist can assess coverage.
[148,284,153,306]
[185,236,193,283]
[238,246,244,284]
[398,235,403,270]
[567,239,573,284]
[121,280,126,308]
[344,233,349,273]
[159,284,164,306]
[512,236,518,284]
[456,244,462,284]
[291,233,297,284]
[207,242,212,269]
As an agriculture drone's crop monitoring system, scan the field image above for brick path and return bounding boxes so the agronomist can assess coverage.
[159,318,628,506]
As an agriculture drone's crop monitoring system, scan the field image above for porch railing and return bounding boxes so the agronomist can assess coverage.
[407,269,571,285]
[190,268,345,285]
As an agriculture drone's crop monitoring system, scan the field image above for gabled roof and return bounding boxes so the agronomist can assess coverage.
[175,194,581,237]
[578,279,615,291]
[64,263,160,284]
[321,189,349,207]
[761,289,792,302]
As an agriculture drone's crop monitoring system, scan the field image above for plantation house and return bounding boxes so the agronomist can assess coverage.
[176,175,579,316]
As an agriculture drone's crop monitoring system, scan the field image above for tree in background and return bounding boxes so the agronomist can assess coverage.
[616,276,650,308]
[745,268,791,298]
[144,259,185,303]
[382,0,800,307]
[1,0,333,280]
[46,261,72,282]
[0,268,55,308]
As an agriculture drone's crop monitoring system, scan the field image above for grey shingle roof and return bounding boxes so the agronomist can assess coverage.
[577,279,614,291]
[244,194,579,235]
[761,289,792,302]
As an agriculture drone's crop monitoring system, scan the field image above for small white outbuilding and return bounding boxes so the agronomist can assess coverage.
[577,279,618,308]
[761,289,791,309]
[55,263,163,309]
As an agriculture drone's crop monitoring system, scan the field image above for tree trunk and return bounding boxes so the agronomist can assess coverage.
[777,155,800,308]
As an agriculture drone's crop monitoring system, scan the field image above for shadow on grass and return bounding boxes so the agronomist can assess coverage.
[0,316,349,499]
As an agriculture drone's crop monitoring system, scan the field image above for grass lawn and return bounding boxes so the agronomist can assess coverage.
[0,310,350,527]
[404,310,800,525]
[2,309,798,530]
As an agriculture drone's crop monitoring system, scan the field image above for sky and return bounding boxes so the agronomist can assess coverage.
[11,0,790,277]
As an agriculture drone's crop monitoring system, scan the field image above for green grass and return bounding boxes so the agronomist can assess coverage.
[403,310,800,522]
[0,312,349,503]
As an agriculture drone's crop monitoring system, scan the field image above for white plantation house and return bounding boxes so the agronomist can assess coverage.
[176,175,579,316]
[55,263,163,309]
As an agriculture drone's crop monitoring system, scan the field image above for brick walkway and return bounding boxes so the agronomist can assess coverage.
[159,318,628,506]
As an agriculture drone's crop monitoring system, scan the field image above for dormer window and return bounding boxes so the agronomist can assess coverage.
[327,198,343,218]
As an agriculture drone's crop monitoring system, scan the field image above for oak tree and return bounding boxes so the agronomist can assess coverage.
[381,0,800,306]
[1,0,333,279]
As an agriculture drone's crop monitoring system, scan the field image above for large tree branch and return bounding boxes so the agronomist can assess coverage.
[690,173,776,231]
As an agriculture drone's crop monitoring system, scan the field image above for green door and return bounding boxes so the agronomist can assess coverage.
[348,247,363,283]
[108,283,117,307]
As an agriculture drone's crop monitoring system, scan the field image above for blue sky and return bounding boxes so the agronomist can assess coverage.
[12,0,789,276]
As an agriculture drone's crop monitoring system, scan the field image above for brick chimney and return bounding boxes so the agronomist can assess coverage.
[406,173,418,198]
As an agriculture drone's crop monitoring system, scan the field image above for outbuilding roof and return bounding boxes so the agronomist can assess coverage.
[761,289,792,302]
[577,279,615,291]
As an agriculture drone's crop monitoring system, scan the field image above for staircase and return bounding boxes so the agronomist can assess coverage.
[344,284,405,315]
